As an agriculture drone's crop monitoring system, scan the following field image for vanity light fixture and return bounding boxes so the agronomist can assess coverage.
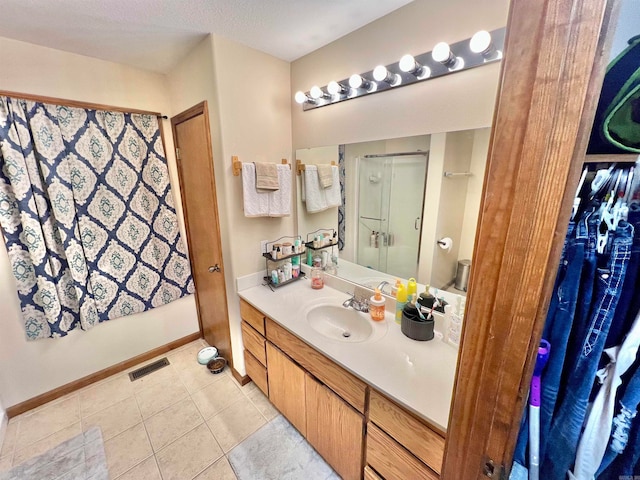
[294,26,505,111]
[470,30,502,61]
[327,81,348,96]
[310,85,330,100]
[294,91,315,105]
[398,54,431,79]
[432,42,464,70]
[373,65,402,86]
[349,74,376,93]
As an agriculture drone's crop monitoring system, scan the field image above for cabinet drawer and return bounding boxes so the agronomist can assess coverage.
[241,321,266,366]
[364,466,383,480]
[240,298,266,335]
[367,423,438,480]
[369,390,445,474]
[265,318,367,413]
[244,350,268,396]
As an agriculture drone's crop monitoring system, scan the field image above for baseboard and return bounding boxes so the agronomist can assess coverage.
[6,332,201,418]
[231,367,250,386]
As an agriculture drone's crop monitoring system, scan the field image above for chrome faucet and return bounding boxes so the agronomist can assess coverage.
[376,280,390,294]
[342,294,369,312]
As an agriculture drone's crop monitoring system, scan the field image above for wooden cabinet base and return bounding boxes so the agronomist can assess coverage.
[367,423,439,480]
[266,343,306,436]
[306,374,364,480]
[244,349,268,396]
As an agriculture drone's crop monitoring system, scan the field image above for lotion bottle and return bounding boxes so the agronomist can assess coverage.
[395,282,408,325]
[370,289,386,322]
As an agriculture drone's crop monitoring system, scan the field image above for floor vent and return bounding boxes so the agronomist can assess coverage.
[128,357,170,381]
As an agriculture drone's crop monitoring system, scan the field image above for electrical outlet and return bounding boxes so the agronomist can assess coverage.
[260,240,269,255]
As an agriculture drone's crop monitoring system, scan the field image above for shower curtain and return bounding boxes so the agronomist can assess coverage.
[0,97,193,340]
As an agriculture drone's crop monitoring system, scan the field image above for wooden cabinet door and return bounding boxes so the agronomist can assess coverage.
[266,343,306,436]
[305,374,364,480]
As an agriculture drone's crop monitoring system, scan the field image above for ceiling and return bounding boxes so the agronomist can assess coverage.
[0,0,414,73]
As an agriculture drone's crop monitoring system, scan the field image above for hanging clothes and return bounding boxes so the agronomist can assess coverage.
[510,159,640,480]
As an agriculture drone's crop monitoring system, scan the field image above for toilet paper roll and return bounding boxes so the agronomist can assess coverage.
[438,237,453,252]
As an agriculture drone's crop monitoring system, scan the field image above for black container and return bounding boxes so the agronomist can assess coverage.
[401,303,435,341]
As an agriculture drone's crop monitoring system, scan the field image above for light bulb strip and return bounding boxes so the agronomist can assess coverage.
[296,27,505,111]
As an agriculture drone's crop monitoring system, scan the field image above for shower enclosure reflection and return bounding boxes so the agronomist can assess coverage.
[356,152,428,280]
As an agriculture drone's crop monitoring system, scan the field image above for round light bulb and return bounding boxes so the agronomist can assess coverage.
[373,65,388,82]
[349,74,364,89]
[470,30,492,54]
[327,81,341,95]
[294,91,308,104]
[432,42,452,63]
[309,85,323,99]
[399,54,417,73]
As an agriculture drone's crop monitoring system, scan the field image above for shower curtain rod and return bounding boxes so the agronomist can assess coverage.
[363,151,429,158]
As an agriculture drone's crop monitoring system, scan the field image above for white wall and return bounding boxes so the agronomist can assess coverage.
[291,0,509,150]
[0,37,200,407]
[168,35,293,374]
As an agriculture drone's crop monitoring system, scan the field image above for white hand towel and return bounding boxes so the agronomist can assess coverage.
[268,164,291,217]
[325,166,341,208]
[242,163,269,217]
[304,165,328,213]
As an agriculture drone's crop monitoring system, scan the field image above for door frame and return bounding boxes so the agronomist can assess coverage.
[170,102,232,364]
[442,0,618,477]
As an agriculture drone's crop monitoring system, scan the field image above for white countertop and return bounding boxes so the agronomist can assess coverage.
[238,276,458,433]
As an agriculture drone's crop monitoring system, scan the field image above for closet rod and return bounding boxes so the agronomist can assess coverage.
[584,153,639,164]
[295,159,336,176]
[232,156,290,176]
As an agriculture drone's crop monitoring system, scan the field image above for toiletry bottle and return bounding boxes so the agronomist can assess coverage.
[370,288,386,322]
[418,284,435,309]
[332,232,338,245]
[391,278,401,297]
[310,267,324,289]
[370,231,376,247]
[395,282,407,325]
[271,269,279,285]
[407,278,417,301]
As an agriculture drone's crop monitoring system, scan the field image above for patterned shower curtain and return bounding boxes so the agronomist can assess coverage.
[0,97,194,340]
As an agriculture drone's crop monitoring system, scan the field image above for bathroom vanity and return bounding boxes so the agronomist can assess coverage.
[238,279,455,479]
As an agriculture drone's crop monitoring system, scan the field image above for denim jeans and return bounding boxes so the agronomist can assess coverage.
[598,359,640,478]
[542,222,633,479]
[607,205,640,348]
[512,221,581,469]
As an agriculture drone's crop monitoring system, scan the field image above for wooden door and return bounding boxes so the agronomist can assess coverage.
[305,373,364,480]
[266,343,306,435]
[171,102,231,361]
[442,0,616,478]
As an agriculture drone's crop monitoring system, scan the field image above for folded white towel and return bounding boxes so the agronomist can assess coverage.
[304,165,326,213]
[242,163,269,217]
[268,164,291,217]
[325,166,341,208]
[304,165,341,213]
[316,164,333,188]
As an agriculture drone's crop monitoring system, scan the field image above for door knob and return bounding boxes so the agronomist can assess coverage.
[208,264,221,273]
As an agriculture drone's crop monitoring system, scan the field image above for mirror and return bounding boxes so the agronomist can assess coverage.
[296,127,491,294]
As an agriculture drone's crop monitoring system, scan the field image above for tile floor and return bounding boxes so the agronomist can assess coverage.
[0,339,286,480]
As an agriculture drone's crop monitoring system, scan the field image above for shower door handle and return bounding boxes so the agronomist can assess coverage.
[414,217,420,230]
[208,264,221,273]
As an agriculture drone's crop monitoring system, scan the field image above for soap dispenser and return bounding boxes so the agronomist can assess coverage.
[370,288,386,322]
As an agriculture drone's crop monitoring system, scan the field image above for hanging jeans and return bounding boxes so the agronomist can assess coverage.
[542,222,633,479]
[572,305,640,479]
[607,205,640,347]
[598,360,640,478]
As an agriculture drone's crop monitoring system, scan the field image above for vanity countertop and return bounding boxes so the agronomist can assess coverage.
[238,277,458,433]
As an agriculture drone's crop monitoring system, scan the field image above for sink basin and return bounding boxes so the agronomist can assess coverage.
[305,304,389,343]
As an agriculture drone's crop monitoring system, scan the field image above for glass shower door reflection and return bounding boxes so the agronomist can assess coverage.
[357,154,427,280]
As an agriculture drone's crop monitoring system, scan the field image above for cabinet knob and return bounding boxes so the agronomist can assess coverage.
[208,264,221,273]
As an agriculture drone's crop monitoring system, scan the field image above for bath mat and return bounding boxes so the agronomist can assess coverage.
[0,427,108,480]
[228,415,339,480]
